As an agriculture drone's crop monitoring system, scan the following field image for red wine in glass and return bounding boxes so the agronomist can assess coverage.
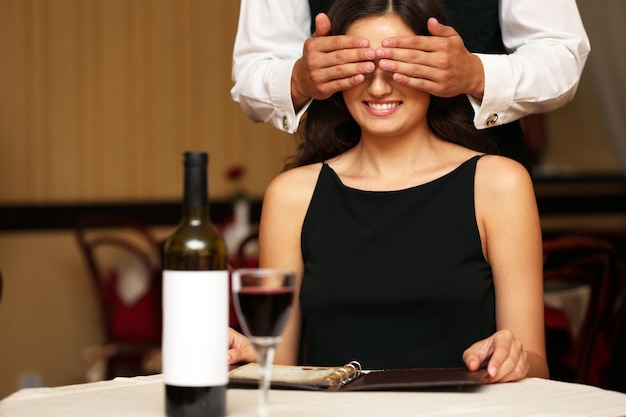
[236,287,294,338]
[232,269,295,417]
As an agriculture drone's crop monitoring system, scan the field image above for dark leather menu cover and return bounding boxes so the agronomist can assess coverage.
[229,363,487,391]
[340,368,488,391]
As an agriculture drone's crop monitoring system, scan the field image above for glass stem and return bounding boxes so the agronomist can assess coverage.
[255,343,276,417]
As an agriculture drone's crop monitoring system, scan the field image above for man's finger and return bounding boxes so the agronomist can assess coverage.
[427,17,458,38]
[313,13,331,37]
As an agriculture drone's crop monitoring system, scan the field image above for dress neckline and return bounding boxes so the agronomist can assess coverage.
[322,154,483,193]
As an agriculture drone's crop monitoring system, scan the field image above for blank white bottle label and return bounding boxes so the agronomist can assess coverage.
[163,270,229,386]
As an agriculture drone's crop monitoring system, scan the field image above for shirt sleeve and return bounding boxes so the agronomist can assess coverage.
[470,0,591,129]
[230,0,312,133]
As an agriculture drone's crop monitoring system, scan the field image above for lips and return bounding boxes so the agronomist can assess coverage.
[363,101,403,118]
[365,101,402,110]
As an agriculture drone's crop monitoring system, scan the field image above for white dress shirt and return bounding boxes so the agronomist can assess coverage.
[230,0,590,134]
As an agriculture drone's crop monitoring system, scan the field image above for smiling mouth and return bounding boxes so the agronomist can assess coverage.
[365,101,402,110]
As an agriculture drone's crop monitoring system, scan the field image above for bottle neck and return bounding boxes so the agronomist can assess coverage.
[182,163,210,222]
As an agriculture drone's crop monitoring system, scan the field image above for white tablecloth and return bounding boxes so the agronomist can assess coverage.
[1,374,626,417]
[544,284,591,338]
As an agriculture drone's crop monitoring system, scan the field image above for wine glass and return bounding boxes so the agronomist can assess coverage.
[231,268,295,417]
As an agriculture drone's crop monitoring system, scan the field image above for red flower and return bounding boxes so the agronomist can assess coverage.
[226,165,245,181]
[225,164,250,201]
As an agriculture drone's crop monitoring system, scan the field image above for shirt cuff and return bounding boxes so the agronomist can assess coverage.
[471,54,515,130]
[269,58,306,134]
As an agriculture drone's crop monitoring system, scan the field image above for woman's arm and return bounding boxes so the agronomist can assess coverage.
[467,155,549,382]
[257,164,321,365]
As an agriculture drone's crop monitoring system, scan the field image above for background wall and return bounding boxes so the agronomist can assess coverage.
[0,0,294,204]
[0,0,295,400]
[0,0,622,400]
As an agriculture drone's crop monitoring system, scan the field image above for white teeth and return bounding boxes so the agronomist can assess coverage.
[367,102,400,110]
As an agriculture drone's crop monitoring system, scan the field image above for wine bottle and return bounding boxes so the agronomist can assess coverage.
[162,152,228,417]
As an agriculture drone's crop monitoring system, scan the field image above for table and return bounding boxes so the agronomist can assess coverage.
[2,374,626,417]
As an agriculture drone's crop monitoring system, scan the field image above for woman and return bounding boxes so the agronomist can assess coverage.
[229,0,549,384]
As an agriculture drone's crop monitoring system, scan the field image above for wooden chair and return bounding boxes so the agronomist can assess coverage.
[570,231,626,392]
[224,230,261,332]
[74,214,163,380]
[542,234,623,388]
[236,230,260,268]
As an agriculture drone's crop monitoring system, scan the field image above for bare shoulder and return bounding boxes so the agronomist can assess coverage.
[474,155,539,250]
[264,163,323,208]
[475,154,533,197]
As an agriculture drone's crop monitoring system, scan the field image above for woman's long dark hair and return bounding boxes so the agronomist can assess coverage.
[285,0,497,170]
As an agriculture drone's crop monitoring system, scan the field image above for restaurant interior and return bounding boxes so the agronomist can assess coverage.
[0,0,625,402]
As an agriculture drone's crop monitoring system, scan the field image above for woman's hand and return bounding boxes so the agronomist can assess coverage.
[462,329,529,383]
[228,327,256,365]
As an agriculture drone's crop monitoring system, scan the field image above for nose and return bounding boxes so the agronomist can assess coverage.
[367,67,393,97]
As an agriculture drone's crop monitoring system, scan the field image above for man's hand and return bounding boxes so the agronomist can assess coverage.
[291,13,376,111]
[376,17,485,100]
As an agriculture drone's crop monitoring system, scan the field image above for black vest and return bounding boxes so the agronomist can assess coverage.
[307,0,530,171]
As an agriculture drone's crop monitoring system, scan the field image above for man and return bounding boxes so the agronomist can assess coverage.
[231,0,590,170]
